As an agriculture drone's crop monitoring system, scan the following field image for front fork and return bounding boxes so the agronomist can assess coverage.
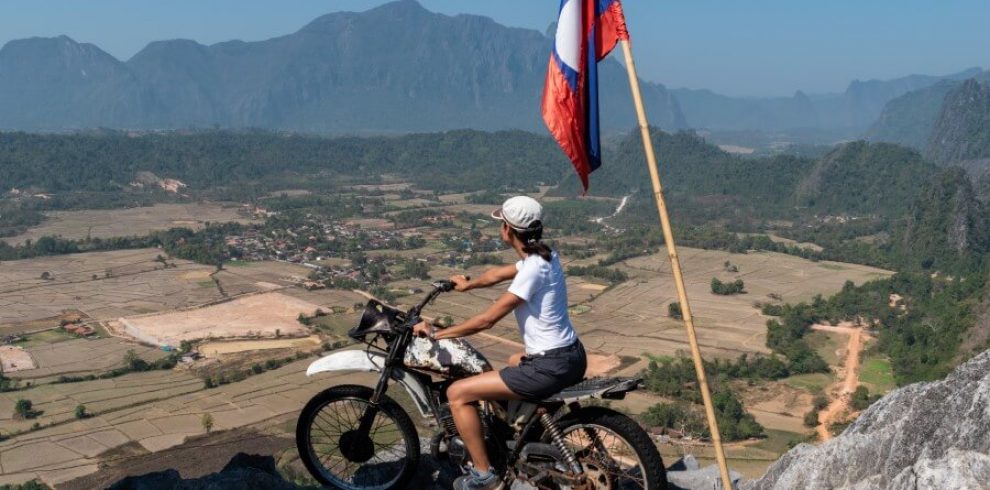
[361,329,409,434]
[356,365,391,434]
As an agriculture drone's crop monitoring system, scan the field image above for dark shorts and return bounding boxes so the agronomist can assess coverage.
[499,341,587,400]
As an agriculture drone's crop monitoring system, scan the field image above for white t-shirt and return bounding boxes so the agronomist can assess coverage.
[507,251,578,355]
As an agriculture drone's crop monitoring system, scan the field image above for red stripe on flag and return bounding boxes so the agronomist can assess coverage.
[595,1,629,60]
[541,57,593,192]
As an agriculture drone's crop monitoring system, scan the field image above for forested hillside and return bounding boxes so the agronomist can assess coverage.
[0,130,568,194]
[794,141,937,216]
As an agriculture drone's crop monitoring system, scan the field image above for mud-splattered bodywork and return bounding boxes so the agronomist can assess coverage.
[403,337,492,377]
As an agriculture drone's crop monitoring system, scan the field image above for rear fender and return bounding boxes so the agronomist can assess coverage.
[306,350,433,418]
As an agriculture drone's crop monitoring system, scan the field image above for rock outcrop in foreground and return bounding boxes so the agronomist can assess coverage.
[746,350,990,489]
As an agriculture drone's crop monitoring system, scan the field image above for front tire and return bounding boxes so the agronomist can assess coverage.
[553,407,668,490]
[296,384,420,490]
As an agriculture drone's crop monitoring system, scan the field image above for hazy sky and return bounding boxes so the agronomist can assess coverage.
[0,0,986,97]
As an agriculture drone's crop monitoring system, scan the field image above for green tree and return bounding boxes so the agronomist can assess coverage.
[123,350,149,372]
[850,386,878,411]
[74,404,88,419]
[201,413,214,433]
[14,399,34,419]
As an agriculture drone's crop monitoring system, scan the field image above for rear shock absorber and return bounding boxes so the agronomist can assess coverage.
[539,412,584,475]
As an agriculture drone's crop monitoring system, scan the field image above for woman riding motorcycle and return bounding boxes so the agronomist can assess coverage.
[412,195,587,490]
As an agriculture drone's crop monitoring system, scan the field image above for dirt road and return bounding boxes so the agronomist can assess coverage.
[811,323,867,441]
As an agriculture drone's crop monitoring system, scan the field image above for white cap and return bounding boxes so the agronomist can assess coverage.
[491,196,543,231]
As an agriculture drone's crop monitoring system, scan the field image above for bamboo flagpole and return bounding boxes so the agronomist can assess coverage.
[619,39,735,490]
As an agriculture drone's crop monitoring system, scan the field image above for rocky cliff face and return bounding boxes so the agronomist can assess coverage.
[745,349,990,489]
[927,78,990,165]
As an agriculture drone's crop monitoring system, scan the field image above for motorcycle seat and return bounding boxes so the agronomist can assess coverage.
[541,376,641,403]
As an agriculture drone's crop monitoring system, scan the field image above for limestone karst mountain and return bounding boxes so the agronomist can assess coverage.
[0,0,684,133]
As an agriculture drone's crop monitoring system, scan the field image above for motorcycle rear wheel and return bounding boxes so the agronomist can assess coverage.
[552,407,668,490]
[296,384,420,490]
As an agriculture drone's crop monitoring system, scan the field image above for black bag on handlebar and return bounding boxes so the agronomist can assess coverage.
[349,300,405,339]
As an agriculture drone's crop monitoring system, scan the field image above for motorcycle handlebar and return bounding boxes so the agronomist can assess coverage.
[409,276,470,319]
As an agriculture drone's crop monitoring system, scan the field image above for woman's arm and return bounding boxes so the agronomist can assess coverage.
[453,264,518,292]
[414,292,522,340]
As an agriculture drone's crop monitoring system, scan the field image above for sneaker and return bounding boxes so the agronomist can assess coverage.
[453,468,505,490]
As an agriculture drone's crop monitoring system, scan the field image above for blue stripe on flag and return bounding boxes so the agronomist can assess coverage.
[585,23,602,172]
[595,0,617,17]
[552,48,581,92]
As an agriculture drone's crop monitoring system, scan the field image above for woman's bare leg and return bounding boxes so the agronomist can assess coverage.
[447,370,520,472]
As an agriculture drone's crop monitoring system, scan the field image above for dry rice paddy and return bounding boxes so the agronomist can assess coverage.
[116,292,320,347]
[4,203,258,246]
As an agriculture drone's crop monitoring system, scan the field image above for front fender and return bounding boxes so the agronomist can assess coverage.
[306,349,387,376]
[306,349,434,418]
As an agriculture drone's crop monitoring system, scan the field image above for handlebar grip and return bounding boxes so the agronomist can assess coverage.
[434,276,470,292]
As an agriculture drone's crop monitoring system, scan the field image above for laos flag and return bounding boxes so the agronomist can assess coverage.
[542,0,629,193]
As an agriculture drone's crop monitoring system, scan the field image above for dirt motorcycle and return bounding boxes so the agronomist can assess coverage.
[296,280,667,489]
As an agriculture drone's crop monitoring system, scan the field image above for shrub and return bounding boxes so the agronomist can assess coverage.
[74,404,88,419]
[711,278,745,295]
[813,393,829,411]
[850,386,880,411]
[14,399,35,419]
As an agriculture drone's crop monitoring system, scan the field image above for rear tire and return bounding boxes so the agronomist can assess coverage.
[296,384,419,490]
[553,407,668,490]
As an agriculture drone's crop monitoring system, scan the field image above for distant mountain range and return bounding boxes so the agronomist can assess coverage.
[0,0,984,139]
[671,68,983,135]
[0,0,684,133]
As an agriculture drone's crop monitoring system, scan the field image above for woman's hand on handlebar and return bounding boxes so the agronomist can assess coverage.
[412,320,434,338]
[449,274,471,292]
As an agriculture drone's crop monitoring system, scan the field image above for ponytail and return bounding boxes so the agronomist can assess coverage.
[512,220,552,262]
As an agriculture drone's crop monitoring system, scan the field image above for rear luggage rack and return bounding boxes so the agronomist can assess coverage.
[543,376,642,402]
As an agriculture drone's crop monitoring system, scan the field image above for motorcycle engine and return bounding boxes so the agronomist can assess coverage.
[430,431,470,467]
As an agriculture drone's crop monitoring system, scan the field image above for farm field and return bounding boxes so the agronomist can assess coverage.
[0,249,225,327]
[0,250,344,329]
[17,338,168,381]
[562,248,891,370]
[197,336,322,357]
[4,203,258,246]
[115,292,319,347]
[859,352,897,393]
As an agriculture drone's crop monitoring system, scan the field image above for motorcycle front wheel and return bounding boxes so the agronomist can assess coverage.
[296,384,420,490]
